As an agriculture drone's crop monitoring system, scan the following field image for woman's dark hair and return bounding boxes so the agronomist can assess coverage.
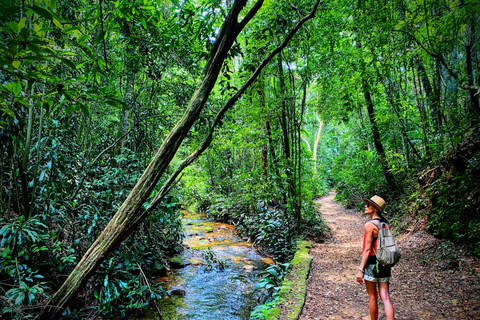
[372,206,389,223]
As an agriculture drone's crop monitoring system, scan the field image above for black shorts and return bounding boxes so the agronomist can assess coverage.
[363,263,391,283]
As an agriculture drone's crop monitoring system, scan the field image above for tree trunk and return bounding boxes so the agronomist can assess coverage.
[277,51,296,207]
[277,52,290,160]
[261,144,268,175]
[29,104,45,217]
[258,78,280,178]
[383,79,423,165]
[114,39,135,164]
[412,58,431,161]
[312,113,323,175]
[312,112,323,162]
[258,83,269,176]
[415,56,440,134]
[21,102,34,219]
[265,120,280,175]
[466,21,480,120]
[39,2,264,318]
[362,79,398,191]
[295,80,308,229]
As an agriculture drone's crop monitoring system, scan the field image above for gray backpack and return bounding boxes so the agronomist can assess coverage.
[370,219,401,268]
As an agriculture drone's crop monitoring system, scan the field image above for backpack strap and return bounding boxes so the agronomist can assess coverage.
[368,219,381,230]
[368,219,387,260]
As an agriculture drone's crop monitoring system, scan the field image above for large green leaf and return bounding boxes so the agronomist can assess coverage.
[60,57,76,70]
[12,81,22,95]
[28,5,54,20]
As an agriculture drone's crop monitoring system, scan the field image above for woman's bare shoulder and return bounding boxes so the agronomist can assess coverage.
[364,221,377,232]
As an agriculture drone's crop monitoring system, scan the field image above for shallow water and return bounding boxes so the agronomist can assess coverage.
[139,211,270,320]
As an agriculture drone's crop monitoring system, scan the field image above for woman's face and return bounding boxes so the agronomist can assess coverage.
[365,203,376,215]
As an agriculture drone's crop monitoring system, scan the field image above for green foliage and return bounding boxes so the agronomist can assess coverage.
[323,123,391,208]
[0,216,47,259]
[4,272,47,314]
[246,209,295,260]
[426,158,480,255]
[254,263,290,298]
[0,147,184,317]
[0,0,218,314]
[0,217,49,318]
[250,263,290,319]
[93,256,165,315]
[299,200,327,240]
[312,0,480,223]
[250,300,279,320]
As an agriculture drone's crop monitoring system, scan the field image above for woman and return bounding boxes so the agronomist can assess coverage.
[356,195,395,320]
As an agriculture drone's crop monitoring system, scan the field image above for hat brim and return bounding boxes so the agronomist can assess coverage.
[362,198,385,213]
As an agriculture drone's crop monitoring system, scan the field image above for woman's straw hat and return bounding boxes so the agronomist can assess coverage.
[362,195,387,213]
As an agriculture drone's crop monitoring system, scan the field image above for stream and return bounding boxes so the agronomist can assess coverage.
[139,210,273,320]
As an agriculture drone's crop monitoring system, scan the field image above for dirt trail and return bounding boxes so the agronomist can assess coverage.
[299,192,480,320]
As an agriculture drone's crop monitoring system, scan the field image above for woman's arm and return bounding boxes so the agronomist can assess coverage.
[356,223,375,283]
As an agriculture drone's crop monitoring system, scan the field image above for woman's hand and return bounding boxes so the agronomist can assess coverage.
[356,271,364,284]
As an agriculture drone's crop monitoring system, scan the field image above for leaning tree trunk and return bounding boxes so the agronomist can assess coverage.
[38,1,264,318]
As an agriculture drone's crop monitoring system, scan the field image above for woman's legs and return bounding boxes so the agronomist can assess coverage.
[378,281,394,320]
[365,280,378,320]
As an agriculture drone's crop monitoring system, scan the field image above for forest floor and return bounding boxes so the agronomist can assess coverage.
[299,192,480,320]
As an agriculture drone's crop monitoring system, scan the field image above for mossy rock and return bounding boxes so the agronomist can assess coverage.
[267,240,313,320]
[170,289,186,296]
[170,256,191,268]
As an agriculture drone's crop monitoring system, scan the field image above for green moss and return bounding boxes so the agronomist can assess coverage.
[171,256,184,264]
[267,240,313,320]
[170,256,189,268]
[186,221,204,226]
